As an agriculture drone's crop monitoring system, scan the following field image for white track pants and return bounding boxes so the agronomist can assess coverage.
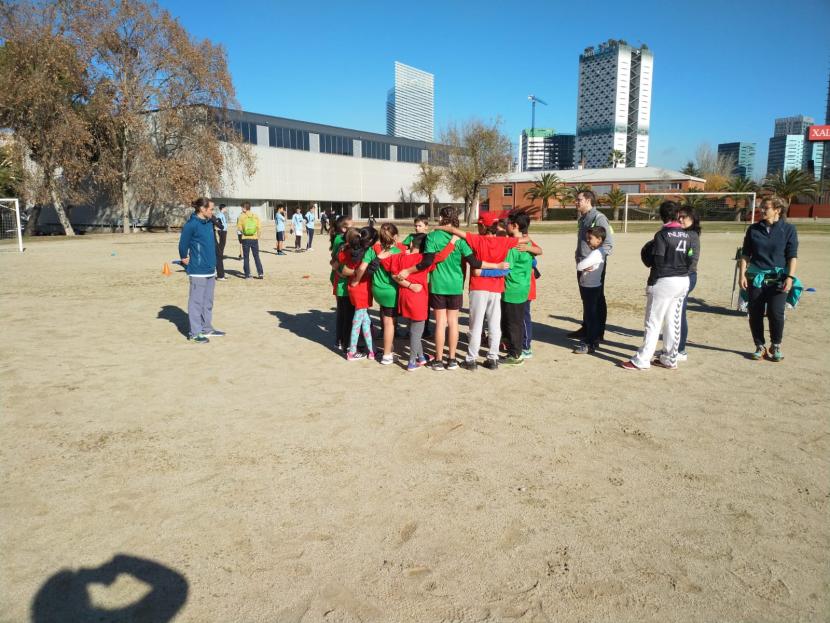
[466,290,502,362]
[631,276,689,369]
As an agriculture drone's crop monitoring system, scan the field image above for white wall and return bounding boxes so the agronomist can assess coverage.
[220,144,456,204]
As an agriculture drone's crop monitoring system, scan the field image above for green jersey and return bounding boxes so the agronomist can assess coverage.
[402,233,414,247]
[330,233,347,297]
[363,245,403,308]
[502,246,533,303]
[425,230,473,295]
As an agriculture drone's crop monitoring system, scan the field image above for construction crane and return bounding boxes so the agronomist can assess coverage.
[527,94,548,134]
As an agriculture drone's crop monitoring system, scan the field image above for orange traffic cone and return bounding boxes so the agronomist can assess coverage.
[162,262,171,276]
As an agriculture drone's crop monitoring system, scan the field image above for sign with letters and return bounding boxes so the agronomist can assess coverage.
[808,125,830,141]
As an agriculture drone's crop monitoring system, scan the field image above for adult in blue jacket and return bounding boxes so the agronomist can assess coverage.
[178,198,224,343]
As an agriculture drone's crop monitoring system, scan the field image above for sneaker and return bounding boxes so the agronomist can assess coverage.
[407,361,420,372]
[255,274,264,279]
[567,328,585,339]
[521,349,533,359]
[203,329,226,337]
[429,359,445,371]
[277,251,286,256]
[446,358,459,370]
[346,351,366,361]
[501,355,524,366]
[216,277,228,281]
[417,355,432,367]
[767,344,784,362]
[652,359,678,370]
[380,355,394,365]
[676,351,688,362]
[751,345,766,360]
[619,360,644,371]
[460,360,477,371]
[306,247,314,252]
[483,358,499,371]
[572,343,590,355]
[367,351,375,361]
[188,334,209,344]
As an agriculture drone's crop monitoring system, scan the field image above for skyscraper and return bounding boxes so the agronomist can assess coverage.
[519,129,575,172]
[767,115,822,176]
[575,39,653,169]
[386,62,434,142]
[718,142,756,179]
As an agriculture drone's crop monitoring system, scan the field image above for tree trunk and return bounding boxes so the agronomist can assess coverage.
[49,185,75,236]
[613,206,620,221]
[542,198,548,220]
[120,133,132,234]
[734,207,742,222]
[24,204,41,236]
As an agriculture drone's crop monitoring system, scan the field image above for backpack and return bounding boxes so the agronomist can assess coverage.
[242,215,257,236]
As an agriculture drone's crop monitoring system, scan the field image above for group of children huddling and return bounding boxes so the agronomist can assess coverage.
[329,207,543,371]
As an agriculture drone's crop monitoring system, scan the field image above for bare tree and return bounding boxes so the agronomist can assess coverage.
[441,119,512,226]
[69,0,254,232]
[694,143,736,191]
[410,161,442,221]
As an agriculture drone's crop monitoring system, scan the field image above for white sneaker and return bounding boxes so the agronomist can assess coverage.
[676,351,688,362]
[380,355,394,365]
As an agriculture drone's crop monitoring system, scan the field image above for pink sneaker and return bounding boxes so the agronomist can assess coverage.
[367,351,375,361]
[346,351,366,362]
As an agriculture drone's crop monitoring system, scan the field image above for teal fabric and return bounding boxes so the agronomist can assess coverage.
[739,265,803,308]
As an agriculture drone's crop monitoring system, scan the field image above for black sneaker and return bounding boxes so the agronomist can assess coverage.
[446,358,459,370]
[460,360,477,371]
[429,360,445,371]
[483,358,499,371]
[188,334,209,344]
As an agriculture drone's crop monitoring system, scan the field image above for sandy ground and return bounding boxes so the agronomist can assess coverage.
[1,226,828,623]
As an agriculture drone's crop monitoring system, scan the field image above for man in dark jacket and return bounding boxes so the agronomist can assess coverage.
[178,198,224,343]
[621,201,696,370]
[572,190,613,340]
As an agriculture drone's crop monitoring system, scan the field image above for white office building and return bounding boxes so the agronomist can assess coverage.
[575,39,653,169]
[386,62,434,142]
[767,115,823,176]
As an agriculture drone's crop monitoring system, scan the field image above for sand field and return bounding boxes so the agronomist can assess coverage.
[1,226,828,622]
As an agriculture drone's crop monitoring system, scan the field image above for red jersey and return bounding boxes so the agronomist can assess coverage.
[338,249,373,309]
[465,234,519,293]
[380,242,455,320]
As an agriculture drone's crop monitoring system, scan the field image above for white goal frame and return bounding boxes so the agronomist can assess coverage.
[623,192,757,233]
[0,198,23,252]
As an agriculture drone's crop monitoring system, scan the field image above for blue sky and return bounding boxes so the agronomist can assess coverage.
[161,0,829,177]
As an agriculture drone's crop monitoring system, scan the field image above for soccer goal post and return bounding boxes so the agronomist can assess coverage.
[623,192,757,233]
[0,198,23,253]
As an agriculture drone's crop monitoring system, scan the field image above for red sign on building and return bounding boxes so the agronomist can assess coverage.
[808,125,830,140]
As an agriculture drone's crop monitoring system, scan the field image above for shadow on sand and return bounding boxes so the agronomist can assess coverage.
[157,305,189,337]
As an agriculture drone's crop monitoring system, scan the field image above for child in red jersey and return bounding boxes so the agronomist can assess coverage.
[380,233,457,371]
[337,227,376,361]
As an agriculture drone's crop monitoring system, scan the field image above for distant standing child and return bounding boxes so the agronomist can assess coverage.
[305,207,316,250]
[274,205,287,255]
[341,228,376,361]
[320,210,329,234]
[573,226,607,354]
[236,202,264,279]
[291,208,305,251]
[329,215,353,351]
[214,203,228,281]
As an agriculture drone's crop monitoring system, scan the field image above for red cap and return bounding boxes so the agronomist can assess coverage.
[477,212,500,227]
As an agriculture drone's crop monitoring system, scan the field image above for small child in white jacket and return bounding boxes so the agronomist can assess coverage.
[574,226,607,354]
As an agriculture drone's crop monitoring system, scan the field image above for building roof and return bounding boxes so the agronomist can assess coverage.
[494,166,706,184]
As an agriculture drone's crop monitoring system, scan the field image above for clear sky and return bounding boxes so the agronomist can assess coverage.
[160,0,829,177]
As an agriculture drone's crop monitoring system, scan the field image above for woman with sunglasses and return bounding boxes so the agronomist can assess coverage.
[676,207,701,360]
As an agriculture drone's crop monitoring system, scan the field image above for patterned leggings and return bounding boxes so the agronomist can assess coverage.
[349,308,373,354]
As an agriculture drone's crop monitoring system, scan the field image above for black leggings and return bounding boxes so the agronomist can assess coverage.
[502,301,525,358]
[748,283,787,346]
[336,296,354,349]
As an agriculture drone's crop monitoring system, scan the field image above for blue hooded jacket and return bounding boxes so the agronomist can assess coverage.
[178,213,217,276]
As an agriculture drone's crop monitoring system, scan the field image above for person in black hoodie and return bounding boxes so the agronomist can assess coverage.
[621,201,697,370]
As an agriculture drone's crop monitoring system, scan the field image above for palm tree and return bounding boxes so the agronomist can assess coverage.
[607,149,625,168]
[410,162,443,221]
[762,169,819,208]
[725,177,758,222]
[640,194,662,219]
[602,187,627,221]
[680,190,708,211]
[524,172,564,219]
[681,161,700,177]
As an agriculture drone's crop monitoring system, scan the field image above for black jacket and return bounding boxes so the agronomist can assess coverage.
[641,225,697,285]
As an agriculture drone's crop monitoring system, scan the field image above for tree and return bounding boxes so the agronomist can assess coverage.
[607,149,625,168]
[602,187,627,221]
[638,194,662,219]
[441,118,512,226]
[69,0,254,233]
[680,189,708,210]
[0,6,93,235]
[524,172,564,219]
[725,176,758,221]
[692,143,735,191]
[681,161,700,177]
[410,161,442,221]
[0,142,22,198]
[762,169,819,208]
